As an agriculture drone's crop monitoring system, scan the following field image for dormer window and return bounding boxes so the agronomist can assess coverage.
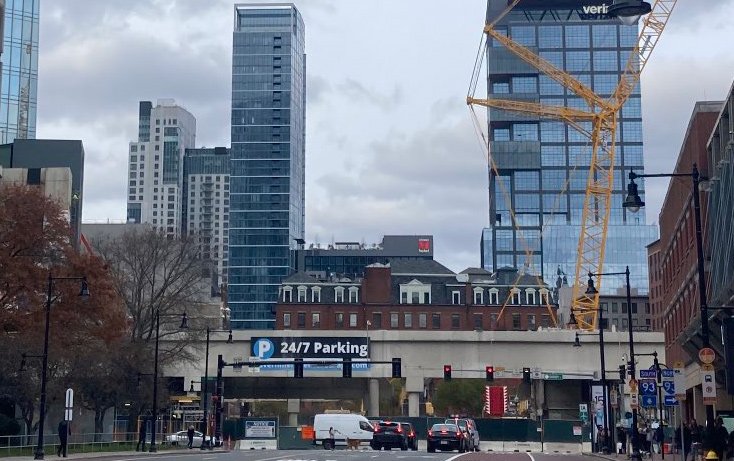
[473,288,484,305]
[312,286,322,303]
[297,286,307,303]
[525,288,536,305]
[489,288,499,305]
[334,286,345,303]
[399,280,431,304]
[348,287,359,303]
[282,286,293,303]
[452,291,461,305]
[539,289,550,305]
[510,288,520,305]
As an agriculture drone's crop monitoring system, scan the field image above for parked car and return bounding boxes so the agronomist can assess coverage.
[445,417,480,451]
[371,421,409,450]
[400,422,418,451]
[165,430,203,447]
[427,423,468,453]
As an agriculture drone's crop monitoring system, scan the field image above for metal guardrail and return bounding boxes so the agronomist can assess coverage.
[0,432,174,457]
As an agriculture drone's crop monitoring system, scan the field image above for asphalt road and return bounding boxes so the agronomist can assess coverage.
[30,449,593,461]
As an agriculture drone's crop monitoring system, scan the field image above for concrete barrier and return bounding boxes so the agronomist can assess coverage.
[542,442,582,454]
[505,441,543,452]
[236,439,278,450]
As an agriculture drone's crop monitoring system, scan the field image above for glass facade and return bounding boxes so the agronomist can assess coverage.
[229,4,306,329]
[481,0,657,294]
[0,0,39,143]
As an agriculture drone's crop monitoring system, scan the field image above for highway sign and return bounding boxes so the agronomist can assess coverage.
[641,395,657,407]
[664,395,679,406]
[640,380,657,396]
[639,369,657,379]
[662,369,675,397]
[699,348,716,365]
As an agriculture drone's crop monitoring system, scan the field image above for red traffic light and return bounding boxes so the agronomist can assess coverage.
[486,366,494,381]
[443,365,452,380]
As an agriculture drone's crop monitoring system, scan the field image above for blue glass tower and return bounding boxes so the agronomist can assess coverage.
[0,0,39,143]
[480,0,657,294]
[229,3,306,329]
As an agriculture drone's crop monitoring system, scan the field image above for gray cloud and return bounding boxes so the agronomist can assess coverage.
[32,0,734,273]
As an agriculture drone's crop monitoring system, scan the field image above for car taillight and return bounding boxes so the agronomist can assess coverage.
[428,430,433,437]
[410,431,415,437]
[374,426,381,433]
[456,431,462,437]
[397,426,403,433]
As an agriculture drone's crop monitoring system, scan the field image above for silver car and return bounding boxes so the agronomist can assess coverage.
[445,418,480,451]
[165,430,203,447]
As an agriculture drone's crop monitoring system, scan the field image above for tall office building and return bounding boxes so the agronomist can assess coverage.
[229,4,306,329]
[126,100,196,238]
[0,0,39,143]
[480,0,657,294]
[183,147,231,289]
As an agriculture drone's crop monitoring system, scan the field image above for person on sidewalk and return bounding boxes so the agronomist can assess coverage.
[713,417,729,461]
[56,420,69,457]
[187,425,195,449]
[136,417,147,452]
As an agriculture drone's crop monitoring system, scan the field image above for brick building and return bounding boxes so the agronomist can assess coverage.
[274,259,558,332]
[646,101,721,367]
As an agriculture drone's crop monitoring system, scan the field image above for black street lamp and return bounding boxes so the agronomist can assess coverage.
[608,0,652,25]
[148,310,187,453]
[179,312,232,449]
[586,267,640,460]
[34,272,89,460]
[624,164,715,427]
[570,276,611,454]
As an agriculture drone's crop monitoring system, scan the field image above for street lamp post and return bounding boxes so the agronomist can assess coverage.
[34,272,89,460]
[585,267,640,460]
[624,164,715,427]
[179,313,232,449]
[149,309,161,453]
[571,276,611,454]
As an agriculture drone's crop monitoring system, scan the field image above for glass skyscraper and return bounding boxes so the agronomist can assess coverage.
[229,4,306,329]
[480,0,657,294]
[0,0,39,143]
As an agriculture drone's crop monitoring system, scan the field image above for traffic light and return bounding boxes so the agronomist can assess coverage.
[522,367,531,384]
[342,357,352,378]
[443,364,452,380]
[294,358,304,378]
[392,358,402,378]
[619,364,626,381]
[486,365,495,382]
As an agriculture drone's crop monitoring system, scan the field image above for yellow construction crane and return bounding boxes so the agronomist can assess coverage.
[467,0,677,331]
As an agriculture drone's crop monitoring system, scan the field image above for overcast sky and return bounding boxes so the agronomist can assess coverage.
[36,0,734,272]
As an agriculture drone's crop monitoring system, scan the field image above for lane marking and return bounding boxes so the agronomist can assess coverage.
[527,453,536,461]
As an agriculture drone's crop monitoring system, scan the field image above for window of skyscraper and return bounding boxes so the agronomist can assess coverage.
[593,51,619,72]
[540,122,566,142]
[493,127,510,141]
[542,170,566,189]
[541,145,566,166]
[592,25,618,48]
[566,51,591,72]
[538,26,562,48]
[622,97,642,119]
[510,26,536,46]
[492,82,510,94]
[565,25,590,48]
[594,74,619,94]
[539,75,564,95]
[512,123,538,141]
[511,76,538,93]
[539,51,563,68]
[515,171,539,190]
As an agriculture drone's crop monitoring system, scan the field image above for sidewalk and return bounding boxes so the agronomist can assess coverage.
[2,448,229,461]
[584,450,688,461]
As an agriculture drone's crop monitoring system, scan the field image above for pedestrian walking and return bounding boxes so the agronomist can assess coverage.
[617,425,628,454]
[136,417,147,452]
[56,420,69,457]
[714,417,729,461]
[187,425,195,449]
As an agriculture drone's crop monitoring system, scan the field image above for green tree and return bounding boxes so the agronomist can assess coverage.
[431,379,485,417]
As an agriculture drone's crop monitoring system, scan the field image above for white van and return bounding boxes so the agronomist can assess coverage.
[313,413,374,449]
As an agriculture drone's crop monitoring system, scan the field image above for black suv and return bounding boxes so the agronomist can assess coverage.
[400,422,418,451]
[370,421,409,450]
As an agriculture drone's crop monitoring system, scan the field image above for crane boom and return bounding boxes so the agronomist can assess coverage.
[467,0,677,331]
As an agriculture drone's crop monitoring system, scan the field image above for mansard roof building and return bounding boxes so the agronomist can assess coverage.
[275,259,558,332]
